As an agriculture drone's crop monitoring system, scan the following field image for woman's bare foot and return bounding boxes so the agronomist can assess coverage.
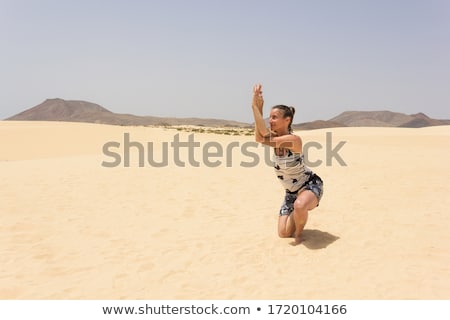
[290,233,304,246]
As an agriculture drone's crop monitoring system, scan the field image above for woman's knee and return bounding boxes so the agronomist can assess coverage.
[294,192,318,212]
[278,229,292,238]
[294,198,307,212]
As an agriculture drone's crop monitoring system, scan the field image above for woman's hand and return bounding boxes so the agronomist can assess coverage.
[252,83,264,114]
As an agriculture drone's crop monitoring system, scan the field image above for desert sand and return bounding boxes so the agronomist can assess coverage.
[1,121,449,299]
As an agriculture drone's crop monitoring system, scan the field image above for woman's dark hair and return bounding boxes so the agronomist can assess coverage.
[272,105,296,133]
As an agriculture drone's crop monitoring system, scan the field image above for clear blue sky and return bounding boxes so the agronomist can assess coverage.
[1,0,449,123]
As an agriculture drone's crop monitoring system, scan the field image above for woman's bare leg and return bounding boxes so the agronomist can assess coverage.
[278,214,296,238]
[292,190,318,245]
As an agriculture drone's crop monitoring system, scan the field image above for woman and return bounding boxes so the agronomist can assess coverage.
[251,84,323,245]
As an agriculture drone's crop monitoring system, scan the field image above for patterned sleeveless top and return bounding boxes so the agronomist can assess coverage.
[273,148,313,193]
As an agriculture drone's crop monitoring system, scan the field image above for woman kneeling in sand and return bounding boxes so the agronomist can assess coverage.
[251,84,323,245]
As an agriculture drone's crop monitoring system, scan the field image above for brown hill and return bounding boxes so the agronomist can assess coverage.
[398,112,450,128]
[329,110,413,127]
[7,98,116,123]
[293,120,347,130]
[6,99,450,129]
[6,98,250,127]
[329,110,450,128]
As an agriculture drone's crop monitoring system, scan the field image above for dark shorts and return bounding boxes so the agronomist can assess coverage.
[279,174,324,216]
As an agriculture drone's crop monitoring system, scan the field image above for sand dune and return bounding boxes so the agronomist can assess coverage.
[1,121,449,299]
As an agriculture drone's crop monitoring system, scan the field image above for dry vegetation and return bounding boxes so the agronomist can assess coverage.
[158,125,255,136]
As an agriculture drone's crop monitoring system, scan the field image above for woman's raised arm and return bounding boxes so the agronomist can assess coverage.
[251,84,271,139]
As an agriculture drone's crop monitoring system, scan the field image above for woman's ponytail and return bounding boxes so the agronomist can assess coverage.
[288,106,295,133]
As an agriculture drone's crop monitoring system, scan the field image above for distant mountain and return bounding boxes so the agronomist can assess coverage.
[292,120,347,130]
[5,99,450,129]
[328,110,450,128]
[397,112,450,128]
[330,110,412,127]
[5,98,250,127]
[7,98,114,122]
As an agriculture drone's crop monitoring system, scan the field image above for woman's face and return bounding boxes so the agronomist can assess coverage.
[269,108,290,134]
